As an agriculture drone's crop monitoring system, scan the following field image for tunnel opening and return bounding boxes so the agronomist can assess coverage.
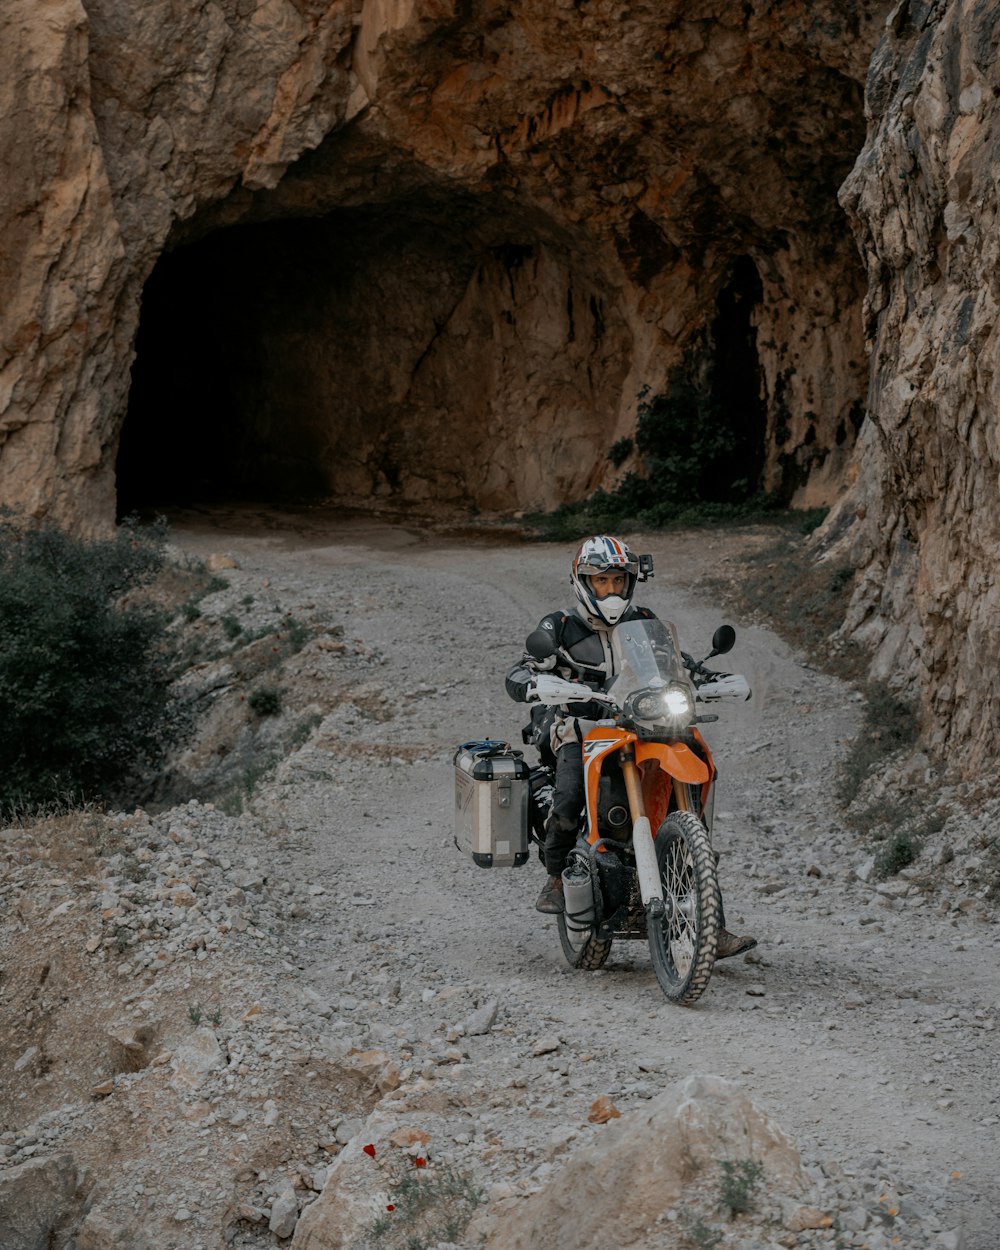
[117,210,461,515]
[705,253,767,501]
[628,254,768,512]
[116,203,634,520]
[117,223,325,514]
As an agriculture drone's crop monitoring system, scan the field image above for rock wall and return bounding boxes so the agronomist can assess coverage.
[835,0,1000,773]
[1,0,355,527]
[0,0,885,527]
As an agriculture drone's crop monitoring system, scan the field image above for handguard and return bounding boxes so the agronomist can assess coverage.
[695,674,752,702]
[528,675,609,706]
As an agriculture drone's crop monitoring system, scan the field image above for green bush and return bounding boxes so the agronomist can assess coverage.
[0,514,181,816]
[366,1165,484,1250]
[873,829,922,880]
[718,1158,764,1215]
[248,686,282,717]
[608,436,634,468]
[528,369,819,536]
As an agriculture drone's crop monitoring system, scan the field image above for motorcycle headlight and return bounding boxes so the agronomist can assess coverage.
[662,683,695,719]
[631,683,694,725]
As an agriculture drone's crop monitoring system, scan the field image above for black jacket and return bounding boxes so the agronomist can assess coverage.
[506,605,657,721]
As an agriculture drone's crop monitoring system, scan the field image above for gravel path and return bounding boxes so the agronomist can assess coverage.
[3,509,996,1250]
[170,510,998,1248]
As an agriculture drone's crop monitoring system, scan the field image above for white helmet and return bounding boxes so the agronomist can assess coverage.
[571,535,639,627]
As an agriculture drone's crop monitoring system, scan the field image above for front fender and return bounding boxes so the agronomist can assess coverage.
[635,740,709,784]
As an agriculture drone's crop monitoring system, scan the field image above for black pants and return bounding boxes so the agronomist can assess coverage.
[544,743,585,875]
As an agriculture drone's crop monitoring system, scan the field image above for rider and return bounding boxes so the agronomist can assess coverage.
[505,535,756,961]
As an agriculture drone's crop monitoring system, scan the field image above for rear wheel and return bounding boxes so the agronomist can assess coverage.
[557,913,613,969]
[556,855,612,970]
[647,811,720,1005]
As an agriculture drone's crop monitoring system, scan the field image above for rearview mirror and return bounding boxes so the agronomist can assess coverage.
[709,625,736,658]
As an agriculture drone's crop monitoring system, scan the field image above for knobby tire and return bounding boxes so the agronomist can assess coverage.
[647,810,720,1005]
[557,911,613,969]
[557,854,612,970]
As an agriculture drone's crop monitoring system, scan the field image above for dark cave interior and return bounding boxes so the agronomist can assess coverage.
[118,214,777,519]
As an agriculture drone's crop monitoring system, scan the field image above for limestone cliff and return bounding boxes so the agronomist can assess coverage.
[836,0,1000,774]
[1,0,884,524]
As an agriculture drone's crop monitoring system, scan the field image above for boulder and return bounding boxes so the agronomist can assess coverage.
[477,1074,806,1250]
[169,1026,226,1089]
[0,1154,79,1250]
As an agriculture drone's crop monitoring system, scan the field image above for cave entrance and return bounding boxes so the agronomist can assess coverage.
[117,212,436,515]
[116,205,632,518]
[705,254,767,501]
[117,224,319,514]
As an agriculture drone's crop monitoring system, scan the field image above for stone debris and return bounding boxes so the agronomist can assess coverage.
[0,532,993,1250]
[587,1096,621,1124]
[169,1027,226,1089]
[463,998,498,1036]
[268,1185,299,1239]
[0,763,986,1250]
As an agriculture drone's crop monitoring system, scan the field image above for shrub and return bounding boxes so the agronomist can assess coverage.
[873,829,922,880]
[718,1158,764,1215]
[530,351,788,535]
[248,686,282,717]
[682,1218,723,1250]
[608,436,634,468]
[281,615,311,653]
[840,683,919,805]
[366,1165,484,1250]
[0,513,181,816]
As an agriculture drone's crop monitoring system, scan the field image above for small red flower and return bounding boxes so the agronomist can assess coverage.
[362,1143,376,1158]
[413,1157,427,1168]
[386,1204,395,1212]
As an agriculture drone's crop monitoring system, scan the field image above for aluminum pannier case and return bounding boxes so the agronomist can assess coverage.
[454,740,530,867]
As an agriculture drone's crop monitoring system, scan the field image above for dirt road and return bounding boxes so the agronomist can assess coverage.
[167,509,998,1247]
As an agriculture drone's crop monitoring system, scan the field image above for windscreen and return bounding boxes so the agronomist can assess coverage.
[606,617,688,701]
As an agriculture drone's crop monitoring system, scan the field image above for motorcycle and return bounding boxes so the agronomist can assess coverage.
[524,617,751,1006]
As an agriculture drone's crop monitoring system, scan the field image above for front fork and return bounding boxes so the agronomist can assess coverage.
[620,747,665,918]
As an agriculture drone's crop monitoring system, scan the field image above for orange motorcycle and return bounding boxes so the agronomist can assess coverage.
[525,618,750,1005]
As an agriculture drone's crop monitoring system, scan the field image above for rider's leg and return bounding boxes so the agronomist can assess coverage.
[535,743,585,913]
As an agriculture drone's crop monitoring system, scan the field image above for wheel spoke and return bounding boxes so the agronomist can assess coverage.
[660,835,698,974]
[647,812,720,1006]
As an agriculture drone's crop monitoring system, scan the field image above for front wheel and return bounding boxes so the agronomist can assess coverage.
[647,811,720,1005]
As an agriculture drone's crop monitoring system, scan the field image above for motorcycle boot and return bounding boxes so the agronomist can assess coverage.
[535,875,565,913]
[716,929,757,960]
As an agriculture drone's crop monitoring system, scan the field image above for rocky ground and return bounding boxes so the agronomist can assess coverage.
[1,508,997,1250]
